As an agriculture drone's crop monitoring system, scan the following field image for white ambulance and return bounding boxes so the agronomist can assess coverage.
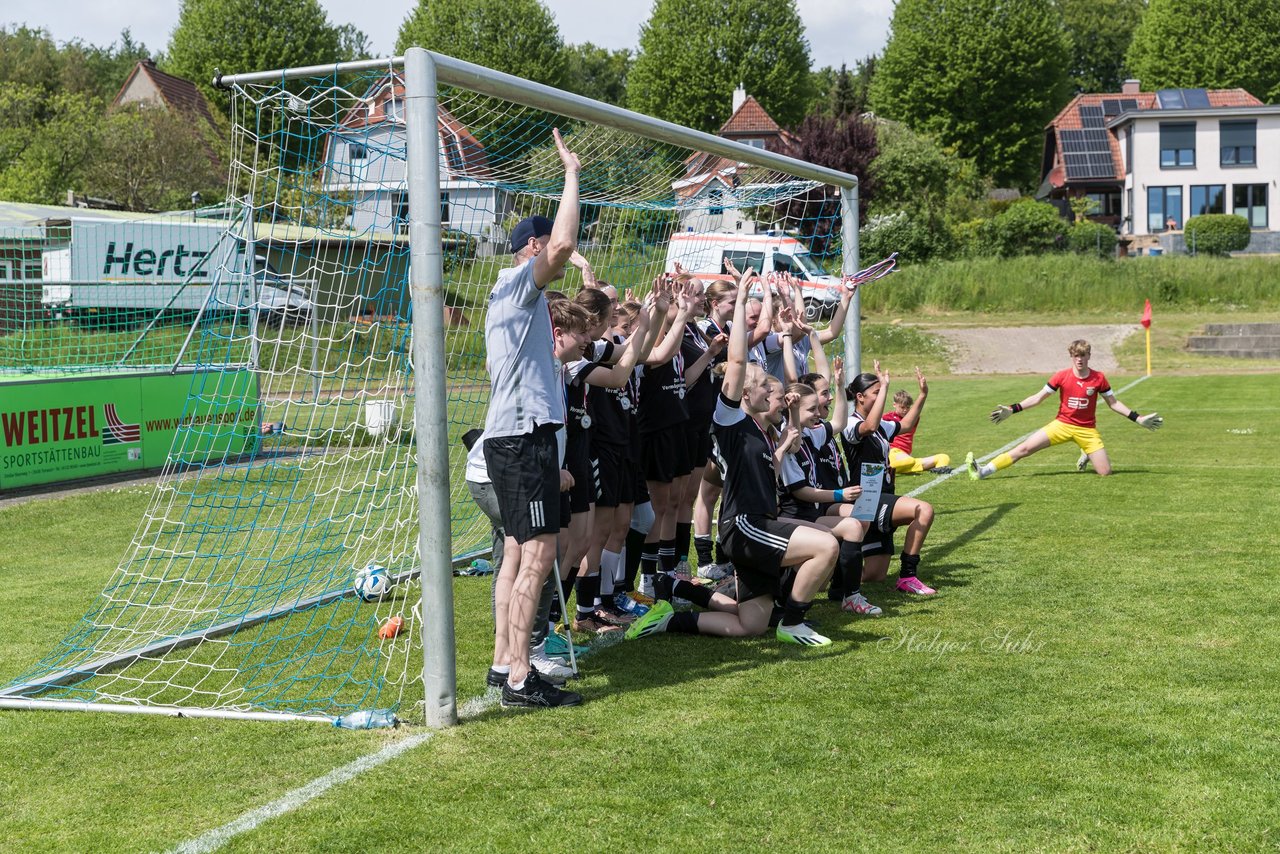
[663,232,844,320]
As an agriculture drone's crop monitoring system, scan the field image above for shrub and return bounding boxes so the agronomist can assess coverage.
[860,210,944,263]
[978,199,1066,257]
[1184,214,1251,256]
[1067,221,1117,258]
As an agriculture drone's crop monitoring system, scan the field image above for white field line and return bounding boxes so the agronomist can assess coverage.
[171,377,1158,853]
[905,375,1151,498]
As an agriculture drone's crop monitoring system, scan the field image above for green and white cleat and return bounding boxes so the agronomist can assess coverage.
[1076,451,1090,472]
[965,451,981,480]
[776,621,832,647]
[624,599,674,641]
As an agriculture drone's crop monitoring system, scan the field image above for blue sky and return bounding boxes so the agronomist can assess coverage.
[9,0,892,73]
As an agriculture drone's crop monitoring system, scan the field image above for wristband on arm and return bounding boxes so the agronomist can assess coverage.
[833,488,844,502]
[1127,410,1140,422]
[1010,403,1023,413]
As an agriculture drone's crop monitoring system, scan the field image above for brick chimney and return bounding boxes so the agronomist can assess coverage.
[732,84,746,114]
[1122,78,1141,95]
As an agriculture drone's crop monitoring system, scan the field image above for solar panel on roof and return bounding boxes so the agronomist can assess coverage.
[1157,89,1186,109]
[1120,99,1139,112]
[1080,104,1105,128]
[1060,129,1088,153]
[1102,99,1121,116]
[1183,88,1210,108]
[1082,129,1109,147]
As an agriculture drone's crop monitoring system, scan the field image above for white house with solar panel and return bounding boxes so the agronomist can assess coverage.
[1040,81,1280,251]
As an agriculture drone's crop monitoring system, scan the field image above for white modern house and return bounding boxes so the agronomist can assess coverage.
[321,73,509,248]
[1040,81,1280,251]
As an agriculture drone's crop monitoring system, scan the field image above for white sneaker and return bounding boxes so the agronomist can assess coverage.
[530,643,574,683]
[841,592,883,617]
[638,573,656,599]
[697,562,731,581]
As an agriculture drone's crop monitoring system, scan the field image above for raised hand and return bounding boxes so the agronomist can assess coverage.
[783,390,801,409]
[552,127,580,173]
[832,355,845,388]
[990,405,1013,424]
[778,426,802,454]
[708,332,729,355]
[915,366,928,395]
[874,358,889,387]
[569,251,597,287]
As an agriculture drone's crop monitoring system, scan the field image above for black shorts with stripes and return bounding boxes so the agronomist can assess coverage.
[720,514,802,601]
[565,433,595,515]
[860,493,900,558]
[484,427,562,544]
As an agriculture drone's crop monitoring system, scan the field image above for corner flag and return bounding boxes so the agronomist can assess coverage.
[1140,299,1152,329]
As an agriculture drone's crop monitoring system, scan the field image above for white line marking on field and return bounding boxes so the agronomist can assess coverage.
[905,375,1151,498]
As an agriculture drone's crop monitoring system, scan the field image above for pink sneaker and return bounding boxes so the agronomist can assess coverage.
[896,576,937,596]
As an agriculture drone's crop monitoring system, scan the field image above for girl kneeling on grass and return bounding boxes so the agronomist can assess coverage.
[625,267,840,647]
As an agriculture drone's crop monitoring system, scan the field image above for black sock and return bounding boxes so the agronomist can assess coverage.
[780,597,813,628]
[838,541,864,597]
[562,565,580,599]
[900,552,920,579]
[625,527,647,591]
[674,522,692,563]
[674,579,712,609]
[641,543,658,578]
[694,534,715,567]
[575,574,600,613]
[668,612,700,634]
[654,572,675,602]
[658,540,677,573]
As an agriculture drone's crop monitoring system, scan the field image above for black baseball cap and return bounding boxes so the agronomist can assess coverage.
[510,215,553,253]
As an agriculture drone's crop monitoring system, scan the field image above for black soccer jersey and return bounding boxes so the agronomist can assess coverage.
[563,358,600,438]
[807,422,848,489]
[637,351,688,433]
[840,412,900,495]
[778,437,821,520]
[712,393,780,523]
[681,322,717,420]
[587,335,631,447]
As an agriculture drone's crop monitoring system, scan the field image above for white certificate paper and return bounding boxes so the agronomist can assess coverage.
[850,463,884,522]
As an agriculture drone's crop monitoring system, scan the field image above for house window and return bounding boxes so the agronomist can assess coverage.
[444,138,464,173]
[708,188,723,216]
[1085,191,1121,218]
[1125,129,1133,175]
[1126,187,1134,234]
[1233,183,1267,228]
[440,192,450,224]
[393,191,409,234]
[1148,186,1182,231]
[388,97,403,121]
[744,138,766,149]
[349,143,366,161]
[1220,120,1256,166]
[1159,123,1195,168]
[721,251,763,274]
[1190,185,1226,216]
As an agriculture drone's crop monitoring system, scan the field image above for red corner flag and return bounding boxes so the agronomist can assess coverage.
[1140,299,1152,329]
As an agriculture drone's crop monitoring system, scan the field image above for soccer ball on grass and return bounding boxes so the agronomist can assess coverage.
[354,563,391,602]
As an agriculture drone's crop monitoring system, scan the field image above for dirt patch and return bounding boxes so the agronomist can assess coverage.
[930,325,1138,374]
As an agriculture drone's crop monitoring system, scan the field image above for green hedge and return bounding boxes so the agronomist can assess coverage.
[1067,221,1118,258]
[1184,214,1251,256]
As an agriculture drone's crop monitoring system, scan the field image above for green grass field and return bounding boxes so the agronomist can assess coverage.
[3,366,1280,851]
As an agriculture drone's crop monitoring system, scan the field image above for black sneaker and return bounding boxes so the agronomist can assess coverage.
[486,668,507,688]
[935,465,954,475]
[500,672,584,709]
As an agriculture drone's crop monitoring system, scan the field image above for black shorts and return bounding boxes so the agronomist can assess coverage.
[860,493,900,558]
[592,440,635,508]
[642,425,692,484]
[684,416,714,468]
[720,514,802,601]
[565,434,595,515]
[485,428,562,544]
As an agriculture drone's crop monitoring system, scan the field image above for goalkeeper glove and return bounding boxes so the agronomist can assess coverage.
[990,404,1019,423]
[1136,412,1163,431]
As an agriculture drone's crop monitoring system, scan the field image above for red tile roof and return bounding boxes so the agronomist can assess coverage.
[113,61,218,130]
[1043,88,1266,190]
[720,95,781,135]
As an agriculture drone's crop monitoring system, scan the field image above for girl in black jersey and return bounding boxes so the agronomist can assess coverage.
[673,274,729,579]
[625,268,840,647]
[841,363,938,596]
[637,277,698,601]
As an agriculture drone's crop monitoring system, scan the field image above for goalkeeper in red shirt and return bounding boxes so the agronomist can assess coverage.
[966,339,1162,479]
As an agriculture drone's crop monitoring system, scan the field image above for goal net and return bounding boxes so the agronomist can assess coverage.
[0,54,853,724]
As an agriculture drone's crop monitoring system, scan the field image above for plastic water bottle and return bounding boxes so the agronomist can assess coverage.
[334,708,397,730]
[469,558,493,575]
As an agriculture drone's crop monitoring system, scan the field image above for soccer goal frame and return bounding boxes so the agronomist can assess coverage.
[0,48,859,730]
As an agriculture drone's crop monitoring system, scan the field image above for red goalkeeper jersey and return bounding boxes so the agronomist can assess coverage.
[1048,368,1111,428]
[883,411,915,453]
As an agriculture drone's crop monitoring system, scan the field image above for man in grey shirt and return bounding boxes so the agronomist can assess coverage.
[483,128,584,709]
